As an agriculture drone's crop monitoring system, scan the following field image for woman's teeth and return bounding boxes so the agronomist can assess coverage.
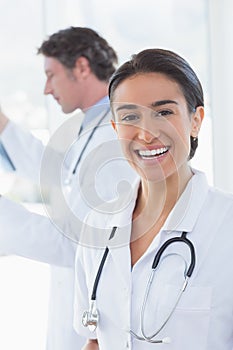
[138,147,169,158]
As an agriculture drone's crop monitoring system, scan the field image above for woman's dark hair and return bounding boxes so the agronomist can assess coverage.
[38,27,118,82]
[109,48,204,159]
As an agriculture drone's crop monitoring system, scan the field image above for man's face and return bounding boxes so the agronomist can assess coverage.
[44,56,83,113]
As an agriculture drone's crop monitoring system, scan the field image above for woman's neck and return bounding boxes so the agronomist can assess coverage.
[132,165,193,241]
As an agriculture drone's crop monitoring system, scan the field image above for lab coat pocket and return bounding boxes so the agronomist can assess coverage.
[157,283,212,349]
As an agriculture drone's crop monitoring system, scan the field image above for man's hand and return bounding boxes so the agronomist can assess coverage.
[82,339,99,350]
[0,106,9,133]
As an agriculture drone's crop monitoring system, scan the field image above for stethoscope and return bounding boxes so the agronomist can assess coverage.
[82,227,196,344]
[64,107,110,186]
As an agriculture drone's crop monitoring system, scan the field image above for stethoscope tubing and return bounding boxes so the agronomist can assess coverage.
[91,247,109,301]
[91,226,116,300]
[152,232,195,276]
[72,108,110,177]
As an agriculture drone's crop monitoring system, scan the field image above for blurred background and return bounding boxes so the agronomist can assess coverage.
[0,0,232,348]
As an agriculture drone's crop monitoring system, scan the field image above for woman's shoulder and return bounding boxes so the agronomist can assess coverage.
[192,168,233,207]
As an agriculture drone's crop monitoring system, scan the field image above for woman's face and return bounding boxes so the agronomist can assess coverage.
[111,72,203,182]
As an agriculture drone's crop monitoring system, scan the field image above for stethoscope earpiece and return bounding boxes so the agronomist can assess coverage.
[162,337,171,344]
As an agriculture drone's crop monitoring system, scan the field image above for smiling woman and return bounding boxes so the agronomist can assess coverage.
[74,48,233,350]
[110,49,204,185]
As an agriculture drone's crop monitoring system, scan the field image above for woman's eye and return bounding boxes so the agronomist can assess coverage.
[121,114,139,122]
[156,109,173,117]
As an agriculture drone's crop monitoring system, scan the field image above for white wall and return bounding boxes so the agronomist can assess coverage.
[208,0,233,193]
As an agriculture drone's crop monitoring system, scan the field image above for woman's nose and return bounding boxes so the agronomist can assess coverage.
[136,120,160,143]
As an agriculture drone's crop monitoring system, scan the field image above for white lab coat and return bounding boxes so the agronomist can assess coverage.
[0,103,137,350]
[74,169,233,350]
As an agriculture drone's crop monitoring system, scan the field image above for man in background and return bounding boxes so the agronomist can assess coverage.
[0,27,135,350]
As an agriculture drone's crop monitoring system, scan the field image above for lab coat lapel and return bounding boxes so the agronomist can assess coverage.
[109,241,132,289]
[104,180,139,287]
[163,169,209,233]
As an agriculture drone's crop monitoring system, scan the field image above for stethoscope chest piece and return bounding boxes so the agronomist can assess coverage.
[82,301,99,332]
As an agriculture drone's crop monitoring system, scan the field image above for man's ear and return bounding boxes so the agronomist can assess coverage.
[191,106,204,138]
[73,56,91,79]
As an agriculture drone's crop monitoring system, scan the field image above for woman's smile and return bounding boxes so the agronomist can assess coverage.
[135,145,170,160]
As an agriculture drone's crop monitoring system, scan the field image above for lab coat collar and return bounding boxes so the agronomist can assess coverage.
[162,169,209,233]
[82,97,110,130]
[107,169,209,241]
[106,177,140,229]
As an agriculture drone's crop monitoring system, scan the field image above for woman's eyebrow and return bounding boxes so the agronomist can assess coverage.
[115,100,178,112]
[115,104,139,112]
[151,100,178,107]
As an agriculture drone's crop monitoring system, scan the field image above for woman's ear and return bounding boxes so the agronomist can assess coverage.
[191,106,204,138]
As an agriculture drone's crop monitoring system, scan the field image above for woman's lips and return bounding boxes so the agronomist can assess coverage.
[135,146,170,160]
